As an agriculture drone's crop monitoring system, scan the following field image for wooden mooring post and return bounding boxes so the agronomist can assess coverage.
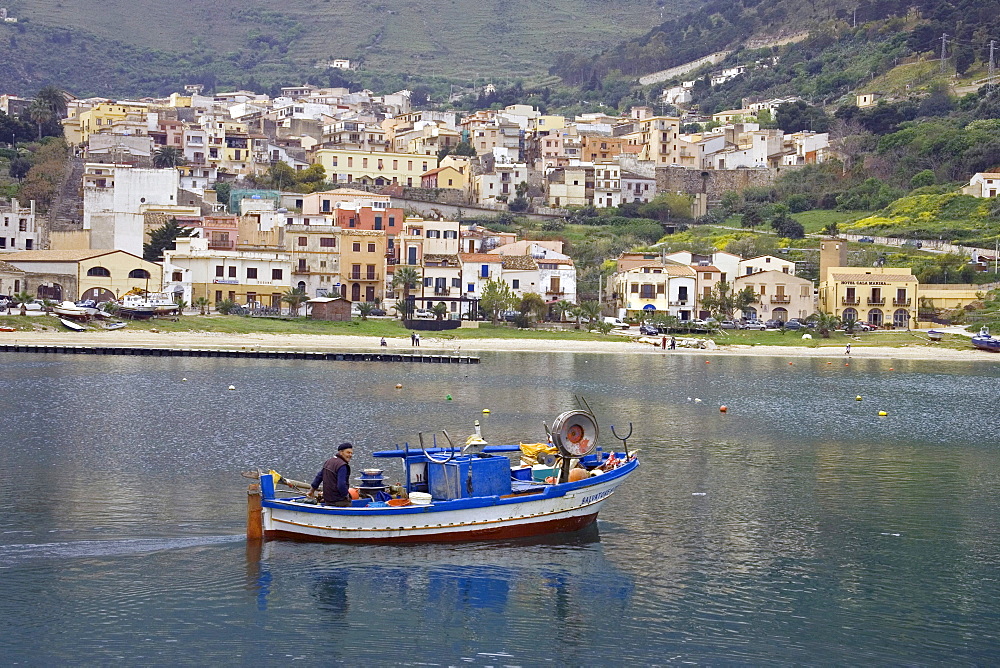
[246,483,263,540]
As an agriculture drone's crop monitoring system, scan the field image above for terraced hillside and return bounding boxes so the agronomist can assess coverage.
[3,0,697,84]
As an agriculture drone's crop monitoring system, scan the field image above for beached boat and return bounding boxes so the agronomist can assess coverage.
[972,326,1000,352]
[119,292,178,319]
[58,317,86,331]
[52,300,96,319]
[248,410,639,543]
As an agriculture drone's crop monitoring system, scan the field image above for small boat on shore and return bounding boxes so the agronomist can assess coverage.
[119,292,178,319]
[972,326,1000,352]
[248,410,638,543]
[59,317,86,331]
[53,301,97,319]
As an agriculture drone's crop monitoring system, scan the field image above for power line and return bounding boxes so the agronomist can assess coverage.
[940,32,950,72]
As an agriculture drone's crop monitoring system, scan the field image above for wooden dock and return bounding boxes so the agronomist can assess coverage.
[0,343,479,364]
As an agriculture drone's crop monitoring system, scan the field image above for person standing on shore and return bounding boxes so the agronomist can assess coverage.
[845,342,851,355]
[669,336,676,350]
[307,443,354,507]
[380,337,387,347]
[410,332,416,346]
[415,333,421,347]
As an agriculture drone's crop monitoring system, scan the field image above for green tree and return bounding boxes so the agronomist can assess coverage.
[553,299,575,322]
[909,169,936,190]
[810,311,841,338]
[391,267,421,319]
[215,298,237,315]
[431,302,449,321]
[12,290,33,316]
[281,287,308,316]
[153,146,186,168]
[639,193,693,221]
[26,99,53,141]
[357,301,374,320]
[741,205,763,229]
[699,281,758,320]
[193,297,211,315]
[518,292,547,324]
[480,278,516,325]
[579,300,602,331]
[173,297,188,315]
[143,218,196,262]
[8,157,31,181]
[35,86,67,118]
[213,182,232,211]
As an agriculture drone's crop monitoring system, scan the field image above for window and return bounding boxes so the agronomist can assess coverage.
[512,279,520,289]
[424,277,432,287]
[353,242,361,252]
[87,266,111,277]
[320,237,335,247]
[480,265,489,278]
[128,269,151,279]
[388,216,395,228]
[246,268,258,279]
[368,243,376,252]
[298,237,307,246]
[467,283,474,293]
[172,271,183,282]
[229,266,236,278]
[272,269,283,280]
[216,265,224,277]
[452,278,461,288]
[374,216,383,230]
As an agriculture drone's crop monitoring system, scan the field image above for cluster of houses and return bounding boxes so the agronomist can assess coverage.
[610,239,993,329]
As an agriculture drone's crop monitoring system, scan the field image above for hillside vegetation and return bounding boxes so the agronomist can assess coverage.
[0,0,697,96]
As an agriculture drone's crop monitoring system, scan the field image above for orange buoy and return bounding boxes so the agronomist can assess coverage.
[720,405,728,413]
[544,476,557,484]
[349,487,360,500]
[789,362,794,365]
[568,468,589,482]
[705,360,711,364]
[395,383,403,389]
[827,362,832,365]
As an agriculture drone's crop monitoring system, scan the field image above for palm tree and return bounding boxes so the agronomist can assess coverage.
[357,301,374,320]
[12,290,33,316]
[391,267,421,319]
[26,99,53,141]
[35,86,67,118]
[431,302,449,321]
[153,146,186,169]
[173,297,188,315]
[553,299,574,323]
[579,301,603,331]
[810,311,841,338]
[194,297,211,315]
[281,287,309,316]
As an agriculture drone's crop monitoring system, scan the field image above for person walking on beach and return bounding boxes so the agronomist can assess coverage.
[306,443,354,507]
[669,336,676,350]
[845,342,851,355]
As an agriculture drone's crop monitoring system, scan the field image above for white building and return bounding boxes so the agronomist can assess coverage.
[963,173,1000,198]
[738,254,796,277]
[82,164,186,256]
[0,198,37,251]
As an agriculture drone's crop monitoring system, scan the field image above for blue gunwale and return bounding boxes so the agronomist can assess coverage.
[262,457,638,516]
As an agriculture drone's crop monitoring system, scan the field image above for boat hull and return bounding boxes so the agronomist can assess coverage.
[260,459,637,543]
[972,335,1000,352]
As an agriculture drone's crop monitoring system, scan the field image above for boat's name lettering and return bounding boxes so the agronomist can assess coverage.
[582,486,618,504]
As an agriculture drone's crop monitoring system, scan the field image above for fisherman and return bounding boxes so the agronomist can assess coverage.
[306,443,354,507]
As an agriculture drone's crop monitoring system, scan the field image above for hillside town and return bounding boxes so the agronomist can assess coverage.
[0,82,995,328]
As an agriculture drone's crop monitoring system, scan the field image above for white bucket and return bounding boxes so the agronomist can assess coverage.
[409,492,432,505]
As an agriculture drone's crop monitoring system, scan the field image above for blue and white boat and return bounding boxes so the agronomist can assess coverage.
[972,326,1000,352]
[249,411,639,543]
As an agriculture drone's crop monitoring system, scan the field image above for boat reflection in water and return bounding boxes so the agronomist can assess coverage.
[247,524,634,629]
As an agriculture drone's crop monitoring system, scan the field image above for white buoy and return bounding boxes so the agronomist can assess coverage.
[182,378,187,382]
[228,385,236,391]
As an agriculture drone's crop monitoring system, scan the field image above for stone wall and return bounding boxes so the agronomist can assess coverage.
[655,165,801,207]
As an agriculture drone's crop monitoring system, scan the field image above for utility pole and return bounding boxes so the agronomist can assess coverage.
[989,40,997,90]
[939,33,949,73]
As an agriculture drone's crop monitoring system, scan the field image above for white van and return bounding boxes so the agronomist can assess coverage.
[603,316,629,329]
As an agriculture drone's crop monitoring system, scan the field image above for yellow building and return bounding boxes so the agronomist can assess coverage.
[820,267,918,328]
[163,237,292,307]
[337,229,388,303]
[313,149,435,188]
[62,102,150,147]
[612,261,697,321]
[0,249,162,302]
[636,116,681,165]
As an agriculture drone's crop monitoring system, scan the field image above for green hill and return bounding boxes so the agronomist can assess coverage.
[0,0,699,96]
[845,193,1000,246]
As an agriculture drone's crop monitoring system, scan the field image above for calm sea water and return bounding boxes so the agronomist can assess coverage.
[1,350,999,665]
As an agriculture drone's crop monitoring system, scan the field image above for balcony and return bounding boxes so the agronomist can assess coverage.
[434,287,451,296]
[770,295,791,304]
[546,290,566,297]
[842,297,860,305]
[892,298,911,306]
[208,240,235,251]
[639,292,656,300]
[292,267,310,275]
[867,298,886,306]
[668,300,688,306]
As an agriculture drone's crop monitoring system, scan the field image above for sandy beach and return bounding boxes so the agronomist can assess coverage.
[1,329,993,362]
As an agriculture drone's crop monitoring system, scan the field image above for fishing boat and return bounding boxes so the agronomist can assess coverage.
[58,317,86,331]
[103,321,127,330]
[119,292,178,319]
[972,326,1000,352]
[248,410,639,543]
[52,300,96,319]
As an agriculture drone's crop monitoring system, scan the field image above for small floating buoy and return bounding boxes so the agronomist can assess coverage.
[878,410,888,416]
[720,405,727,413]
[827,362,832,365]
[228,385,236,391]
[789,362,794,365]
[182,378,187,382]
[482,409,490,414]
[694,398,702,403]
[446,394,452,401]
[395,383,402,389]
[705,360,710,364]
[856,395,862,401]
[845,363,850,366]
[889,367,894,371]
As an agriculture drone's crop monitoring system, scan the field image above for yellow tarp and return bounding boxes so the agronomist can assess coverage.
[520,442,557,461]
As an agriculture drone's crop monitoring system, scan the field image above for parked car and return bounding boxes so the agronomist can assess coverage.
[902,240,923,249]
[719,320,739,329]
[764,319,783,329]
[24,300,44,312]
[858,237,875,243]
[413,308,435,319]
[370,308,387,317]
[603,316,629,329]
[639,323,660,335]
[783,319,804,330]
[743,320,766,331]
